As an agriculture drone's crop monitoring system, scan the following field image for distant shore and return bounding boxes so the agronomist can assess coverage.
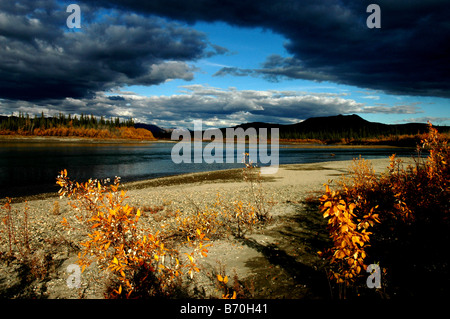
[0,134,416,148]
[0,135,162,144]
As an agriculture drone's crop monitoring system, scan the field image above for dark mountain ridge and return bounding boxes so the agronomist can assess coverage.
[139,114,449,145]
[217,114,449,141]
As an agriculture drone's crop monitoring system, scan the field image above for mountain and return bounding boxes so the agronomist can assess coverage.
[134,123,172,138]
[218,114,449,144]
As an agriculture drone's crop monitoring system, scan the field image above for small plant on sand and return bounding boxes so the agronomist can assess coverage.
[216,273,237,299]
[242,153,272,223]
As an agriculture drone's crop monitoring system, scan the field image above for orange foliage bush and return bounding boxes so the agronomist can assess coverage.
[318,183,381,287]
[319,123,449,296]
[117,127,155,140]
[57,170,208,298]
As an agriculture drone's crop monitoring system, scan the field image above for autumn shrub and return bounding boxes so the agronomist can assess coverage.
[319,123,449,298]
[318,182,381,292]
[217,198,259,238]
[175,194,262,241]
[57,170,209,298]
[175,205,224,240]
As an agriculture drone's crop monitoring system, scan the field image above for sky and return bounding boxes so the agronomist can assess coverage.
[0,0,449,129]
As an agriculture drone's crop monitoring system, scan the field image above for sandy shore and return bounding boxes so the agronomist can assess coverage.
[122,158,397,209]
[0,157,412,299]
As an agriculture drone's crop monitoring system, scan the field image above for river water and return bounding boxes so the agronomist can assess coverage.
[0,140,416,198]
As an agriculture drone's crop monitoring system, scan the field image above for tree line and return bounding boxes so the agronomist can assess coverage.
[0,113,155,140]
[0,112,134,132]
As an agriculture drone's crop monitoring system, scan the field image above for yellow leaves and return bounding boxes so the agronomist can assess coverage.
[319,182,378,287]
[351,236,363,247]
[135,209,141,221]
[91,223,101,229]
[217,274,229,284]
[61,217,68,227]
[185,253,194,263]
[201,249,209,258]
[113,285,122,296]
[348,203,356,213]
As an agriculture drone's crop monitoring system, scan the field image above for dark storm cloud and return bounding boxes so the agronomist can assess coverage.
[0,0,223,101]
[213,67,253,77]
[214,55,335,82]
[89,0,450,98]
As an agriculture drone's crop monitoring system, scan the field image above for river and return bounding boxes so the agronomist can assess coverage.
[0,140,416,198]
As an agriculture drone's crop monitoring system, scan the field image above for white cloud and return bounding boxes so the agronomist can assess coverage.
[0,85,426,128]
[362,95,380,100]
[398,117,450,125]
[359,104,422,114]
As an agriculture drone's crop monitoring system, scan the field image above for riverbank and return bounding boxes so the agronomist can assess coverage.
[1,134,420,147]
[0,135,158,144]
[0,157,412,299]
